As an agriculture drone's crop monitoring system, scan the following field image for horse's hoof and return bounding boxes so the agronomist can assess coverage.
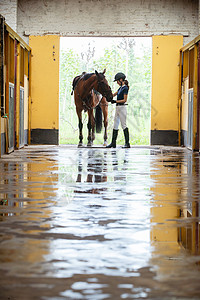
[78,143,83,148]
[87,142,93,147]
[103,141,108,147]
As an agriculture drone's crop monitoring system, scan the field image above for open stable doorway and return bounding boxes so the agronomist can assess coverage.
[59,37,152,146]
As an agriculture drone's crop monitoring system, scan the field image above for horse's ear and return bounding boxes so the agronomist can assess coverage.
[95,70,99,76]
[102,69,106,74]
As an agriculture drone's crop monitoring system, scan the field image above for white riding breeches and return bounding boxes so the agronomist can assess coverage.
[113,105,127,130]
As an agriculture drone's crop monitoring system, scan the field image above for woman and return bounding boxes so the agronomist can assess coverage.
[107,72,130,148]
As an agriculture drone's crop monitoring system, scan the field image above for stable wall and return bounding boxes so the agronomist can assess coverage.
[29,36,59,144]
[0,21,31,157]
[0,0,198,45]
[1,0,194,146]
[151,35,183,145]
[16,0,198,45]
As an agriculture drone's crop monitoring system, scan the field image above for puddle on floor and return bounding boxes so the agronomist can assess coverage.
[0,145,200,299]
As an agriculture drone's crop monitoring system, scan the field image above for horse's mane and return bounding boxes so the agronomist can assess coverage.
[72,72,105,94]
[83,73,95,81]
[72,72,88,92]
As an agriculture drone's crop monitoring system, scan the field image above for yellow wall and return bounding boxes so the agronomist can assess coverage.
[151,35,183,131]
[29,35,59,130]
[151,175,180,243]
[150,156,181,278]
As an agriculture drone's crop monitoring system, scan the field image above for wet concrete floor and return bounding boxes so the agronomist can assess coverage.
[0,145,200,300]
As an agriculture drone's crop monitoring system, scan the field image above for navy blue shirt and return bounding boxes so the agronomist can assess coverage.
[117,85,128,100]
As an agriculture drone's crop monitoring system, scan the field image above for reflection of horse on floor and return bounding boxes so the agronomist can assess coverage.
[72,70,113,147]
[76,149,107,194]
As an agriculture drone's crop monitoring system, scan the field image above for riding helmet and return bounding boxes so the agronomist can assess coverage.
[114,72,126,82]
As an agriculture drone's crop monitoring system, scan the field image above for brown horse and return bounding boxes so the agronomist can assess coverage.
[72,69,113,147]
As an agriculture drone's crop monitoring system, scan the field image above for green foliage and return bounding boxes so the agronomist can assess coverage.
[59,38,152,145]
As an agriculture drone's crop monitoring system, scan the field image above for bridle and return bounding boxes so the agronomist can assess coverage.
[97,78,111,100]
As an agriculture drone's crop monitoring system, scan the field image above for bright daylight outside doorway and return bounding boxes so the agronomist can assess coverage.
[59,37,152,146]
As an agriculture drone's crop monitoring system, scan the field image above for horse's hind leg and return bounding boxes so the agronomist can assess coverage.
[87,110,95,147]
[101,102,108,146]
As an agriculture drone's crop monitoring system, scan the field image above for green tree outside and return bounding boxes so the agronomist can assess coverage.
[59,37,152,145]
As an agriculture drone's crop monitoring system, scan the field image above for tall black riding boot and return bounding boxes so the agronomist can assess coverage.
[106,129,118,148]
[123,127,130,148]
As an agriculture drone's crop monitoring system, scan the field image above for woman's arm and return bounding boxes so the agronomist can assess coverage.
[116,94,128,104]
[113,91,118,97]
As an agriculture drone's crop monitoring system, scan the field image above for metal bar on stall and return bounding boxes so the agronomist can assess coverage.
[197,42,200,151]
[0,15,5,117]
[28,50,32,145]
[178,51,183,146]
[16,42,20,148]
[193,44,198,150]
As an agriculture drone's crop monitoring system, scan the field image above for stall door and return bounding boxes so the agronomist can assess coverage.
[8,83,15,152]
[187,89,193,149]
[19,87,24,148]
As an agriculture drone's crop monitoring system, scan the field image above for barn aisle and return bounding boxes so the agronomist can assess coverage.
[0,145,200,299]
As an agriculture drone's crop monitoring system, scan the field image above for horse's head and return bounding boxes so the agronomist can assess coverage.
[95,70,113,102]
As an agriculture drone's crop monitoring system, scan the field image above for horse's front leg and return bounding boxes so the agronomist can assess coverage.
[78,118,83,147]
[102,103,108,146]
[91,110,95,142]
[104,124,108,146]
[77,109,83,147]
[87,109,95,147]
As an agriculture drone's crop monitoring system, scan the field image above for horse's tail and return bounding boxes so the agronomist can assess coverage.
[95,104,102,133]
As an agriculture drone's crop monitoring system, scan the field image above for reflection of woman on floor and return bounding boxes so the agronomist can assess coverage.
[111,149,129,182]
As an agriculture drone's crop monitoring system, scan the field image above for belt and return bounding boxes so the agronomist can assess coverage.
[116,103,128,106]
